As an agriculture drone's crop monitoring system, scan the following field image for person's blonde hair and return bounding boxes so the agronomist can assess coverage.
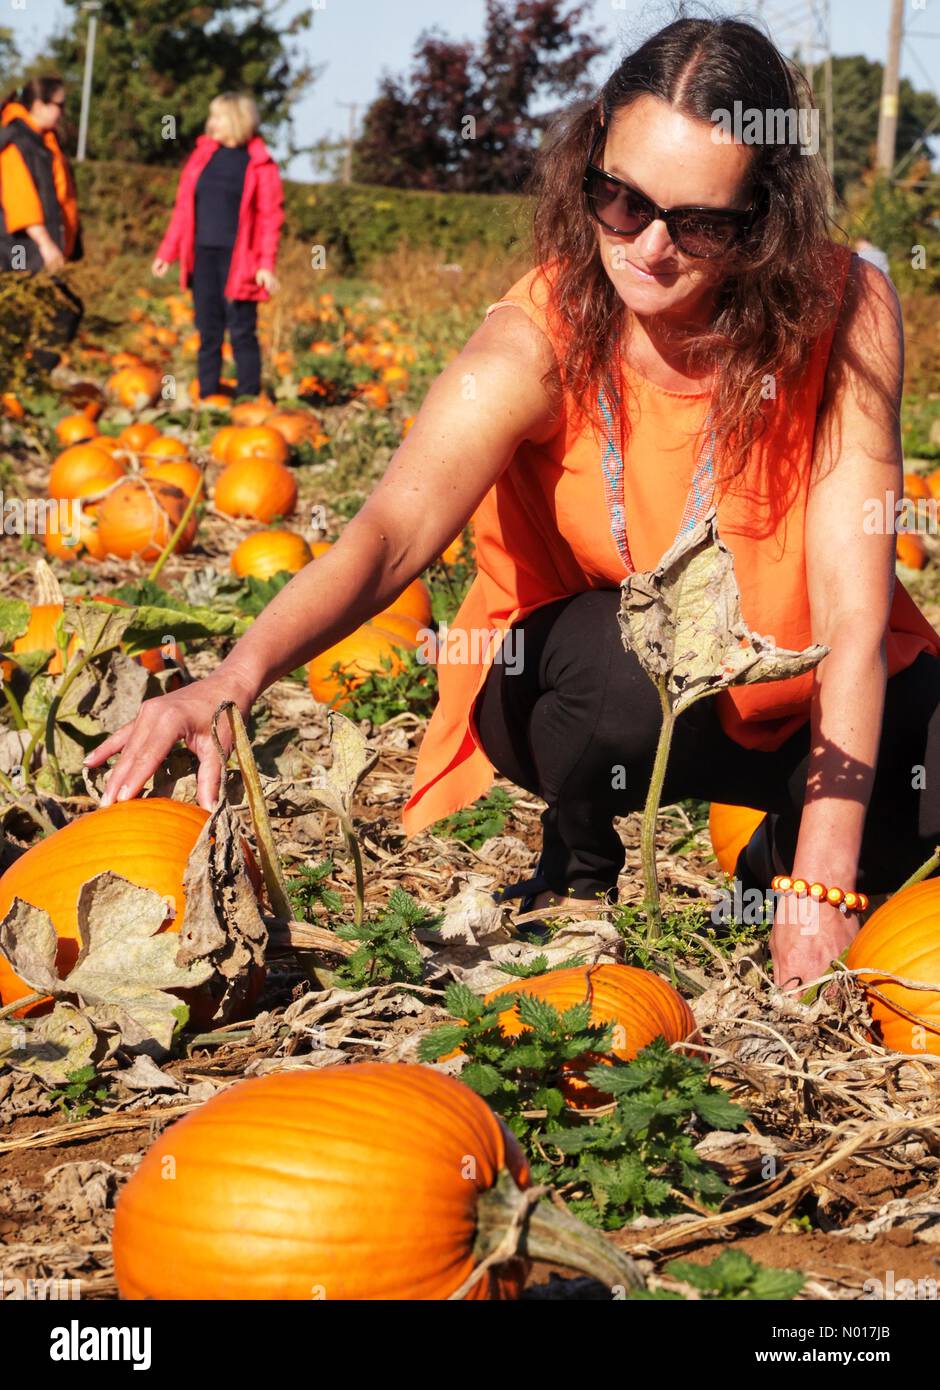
[207,93,259,147]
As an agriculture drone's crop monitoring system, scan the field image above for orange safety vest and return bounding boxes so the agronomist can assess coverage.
[0,102,80,261]
[402,242,940,837]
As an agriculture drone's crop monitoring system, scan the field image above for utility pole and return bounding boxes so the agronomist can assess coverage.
[76,1,101,163]
[336,101,359,185]
[876,0,905,175]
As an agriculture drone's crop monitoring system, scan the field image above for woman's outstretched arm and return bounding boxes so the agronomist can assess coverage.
[85,302,561,808]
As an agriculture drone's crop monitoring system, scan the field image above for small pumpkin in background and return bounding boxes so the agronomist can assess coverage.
[230,399,273,428]
[231,529,313,582]
[224,425,289,468]
[897,533,927,570]
[107,364,162,410]
[48,443,125,500]
[358,381,390,409]
[0,603,78,681]
[484,963,696,1108]
[440,527,475,566]
[904,472,930,501]
[214,458,297,523]
[307,617,420,706]
[210,425,241,463]
[926,468,940,501]
[117,421,161,453]
[264,409,322,448]
[143,435,189,462]
[96,479,197,560]
[54,413,99,447]
[376,576,432,628]
[709,802,766,876]
[112,1063,533,1300]
[0,799,263,1026]
[86,433,123,456]
[143,458,204,501]
[846,880,940,1055]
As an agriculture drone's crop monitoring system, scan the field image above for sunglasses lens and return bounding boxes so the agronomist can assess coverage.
[585,169,650,234]
[671,214,743,258]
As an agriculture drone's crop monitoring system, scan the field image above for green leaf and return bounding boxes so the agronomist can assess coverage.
[0,597,31,647]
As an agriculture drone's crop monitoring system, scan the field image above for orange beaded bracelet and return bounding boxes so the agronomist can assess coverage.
[771,875,868,914]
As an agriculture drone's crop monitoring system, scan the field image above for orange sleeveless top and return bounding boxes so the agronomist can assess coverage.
[402,243,940,837]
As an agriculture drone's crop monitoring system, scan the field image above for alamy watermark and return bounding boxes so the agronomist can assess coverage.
[711,102,819,156]
[0,495,82,539]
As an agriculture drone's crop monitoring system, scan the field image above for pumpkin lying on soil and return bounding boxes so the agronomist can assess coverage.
[307,615,421,706]
[846,880,940,1055]
[214,458,297,523]
[95,479,197,560]
[48,443,126,500]
[484,963,696,1107]
[112,1063,531,1300]
[0,799,262,1025]
[231,529,313,581]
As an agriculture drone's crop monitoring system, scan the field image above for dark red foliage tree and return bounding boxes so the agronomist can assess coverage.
[353,0,604,193]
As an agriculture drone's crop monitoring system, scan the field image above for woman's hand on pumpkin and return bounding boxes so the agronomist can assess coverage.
[83,665,259,812]
[255,268,278,294]
[769,894,859,993]
[151,258,170,278]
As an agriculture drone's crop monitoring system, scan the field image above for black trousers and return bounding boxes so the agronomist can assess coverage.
[191,246,260,398]
[473,589,940,900]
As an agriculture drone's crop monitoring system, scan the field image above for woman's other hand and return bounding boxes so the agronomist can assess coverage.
[151,257,170,278]
[769,894,859,993]
[255,267,278,294]
[83,664,258,812]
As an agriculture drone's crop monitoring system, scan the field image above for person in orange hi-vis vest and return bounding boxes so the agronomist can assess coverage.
[87,17,940,993]
[0,74,84,369]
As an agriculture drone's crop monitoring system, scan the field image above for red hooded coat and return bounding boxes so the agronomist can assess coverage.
[156,134,284,302]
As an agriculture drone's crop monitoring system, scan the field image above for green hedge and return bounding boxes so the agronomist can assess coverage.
[74,161,530,272]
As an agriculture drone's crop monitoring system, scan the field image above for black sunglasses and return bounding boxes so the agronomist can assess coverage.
[583,130,755,260]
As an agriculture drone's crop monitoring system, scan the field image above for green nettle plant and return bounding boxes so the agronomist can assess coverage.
[630,1250,804,1301]
[618,513,828,938]
[419,983,747,1229]
[433,786,515,849]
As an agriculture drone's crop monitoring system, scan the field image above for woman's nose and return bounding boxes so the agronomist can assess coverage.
[635,217,676,259]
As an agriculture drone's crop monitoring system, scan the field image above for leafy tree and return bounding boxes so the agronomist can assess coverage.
[0,26,20,92]
[813,54,940,197]
[47,0,317,163]
[353,0,603,193]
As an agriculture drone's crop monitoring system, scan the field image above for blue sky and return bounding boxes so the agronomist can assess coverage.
[7,0,940,180]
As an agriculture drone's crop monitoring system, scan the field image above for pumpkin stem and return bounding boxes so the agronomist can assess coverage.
[640,678,675,941]
[146,472,204,584]
[896,845,940,894]
[458,1170,645,1299]
[218,701,294,921]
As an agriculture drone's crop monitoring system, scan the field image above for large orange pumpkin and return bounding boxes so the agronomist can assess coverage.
[224,426,289,468]
[307,618,419,706]
[214,458,297,523]
[210,425,241,463]
[231,529,313,581]
[846,880,940,1054]
[107,365,162,409]
[112,1063,533,1300]
[54,414,99,447]
[42,482,107,562]
[96,479,197,560]
[708,803,766,876]
[48,444,125,500]
[0,800,262,1025]
[485,963,696,1107]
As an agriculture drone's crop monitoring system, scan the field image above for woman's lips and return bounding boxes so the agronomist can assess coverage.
[625,259,674,281]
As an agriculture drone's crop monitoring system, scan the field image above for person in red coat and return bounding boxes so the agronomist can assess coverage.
[152,93,284,400]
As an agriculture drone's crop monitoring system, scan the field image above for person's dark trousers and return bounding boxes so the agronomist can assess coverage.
[191,245,261,398]
[473,588,940,901]
[30,276,84,372]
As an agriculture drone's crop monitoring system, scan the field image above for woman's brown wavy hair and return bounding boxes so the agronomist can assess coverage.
[528,14,848,491]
